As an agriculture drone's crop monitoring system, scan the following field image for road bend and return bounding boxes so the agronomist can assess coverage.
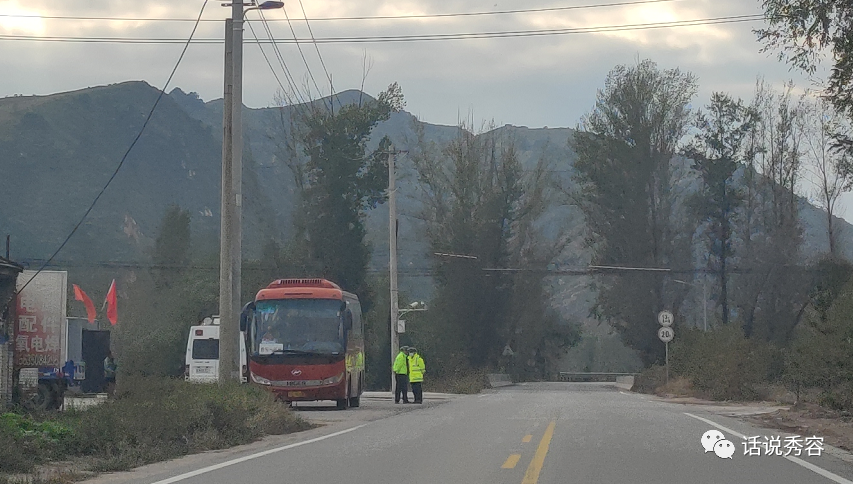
[88,382,853,484]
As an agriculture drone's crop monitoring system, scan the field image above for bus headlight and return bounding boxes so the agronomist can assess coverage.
[321,373,344,385]
[251,373,272,385]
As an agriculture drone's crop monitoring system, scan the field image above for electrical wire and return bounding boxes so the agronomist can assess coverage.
[257,10,313,107]
[296,0,341,111]
[267,7,325,107]
[16,259,827,276]
[246,14,307,109]
[0,0,683,23]
[14,0,211,295]
[0,14,769,44]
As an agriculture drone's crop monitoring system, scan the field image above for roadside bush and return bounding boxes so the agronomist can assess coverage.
[0,413,73,473]
[632,365,667,394]
[427,368,488,394]
[784,281,853,410]
[670,325,778,401]
[60,376,311,470]
[1,377,311,477]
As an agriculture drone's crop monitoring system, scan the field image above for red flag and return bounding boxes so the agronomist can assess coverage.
[73,284,97,324]
[105,279,118,325]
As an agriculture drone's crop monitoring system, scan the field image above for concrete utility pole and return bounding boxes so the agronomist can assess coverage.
[219,15,236,383]
[220,1,283,383]
[388,149,399,395]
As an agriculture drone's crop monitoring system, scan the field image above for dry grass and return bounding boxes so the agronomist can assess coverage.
[0,377,311,480]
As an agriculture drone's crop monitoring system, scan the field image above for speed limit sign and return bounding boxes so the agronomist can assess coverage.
[658,310,674,327]
[658,326,674,343]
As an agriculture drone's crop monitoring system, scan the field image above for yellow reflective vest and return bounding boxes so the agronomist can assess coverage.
[408,353,425,383]
[392,351,408,375]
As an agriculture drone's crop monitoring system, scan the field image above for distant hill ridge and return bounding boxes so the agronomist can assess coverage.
[0,81,849,305]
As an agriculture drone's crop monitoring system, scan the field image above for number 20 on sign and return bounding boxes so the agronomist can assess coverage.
[658,326,674,343]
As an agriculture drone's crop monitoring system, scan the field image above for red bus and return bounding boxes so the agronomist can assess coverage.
[240,278,364,409]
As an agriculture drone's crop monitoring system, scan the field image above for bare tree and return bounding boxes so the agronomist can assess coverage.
[801,96,853,255]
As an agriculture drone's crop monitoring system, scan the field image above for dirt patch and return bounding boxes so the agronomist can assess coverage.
[744,402,853,452]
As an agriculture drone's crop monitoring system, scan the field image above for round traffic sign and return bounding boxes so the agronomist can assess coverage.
[658,310,674,327]
[658,326,674,343]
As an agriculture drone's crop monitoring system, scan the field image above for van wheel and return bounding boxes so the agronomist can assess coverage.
[335,398,348,410]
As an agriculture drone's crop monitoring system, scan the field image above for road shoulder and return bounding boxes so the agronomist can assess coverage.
[81,391,459,484]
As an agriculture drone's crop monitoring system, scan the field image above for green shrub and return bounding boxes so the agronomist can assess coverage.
[784,281,853,410]
[0,412,73,473]
[1,377,311,477]
[670,325,778,401]
[632,365,667,394]
[60,376,310,469]
[426,368,488,394]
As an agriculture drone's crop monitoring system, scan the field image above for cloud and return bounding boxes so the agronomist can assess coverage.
[1,0,846,220]
[0,0,818,127]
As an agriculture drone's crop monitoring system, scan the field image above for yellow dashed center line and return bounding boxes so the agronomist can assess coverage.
[522,434,532,443]
[521,421,556,484]
[502,454,522,469]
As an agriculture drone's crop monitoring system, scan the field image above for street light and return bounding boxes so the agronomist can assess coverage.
[673,279,708,332]
[219,0,283,382]
[399,301,427,317]
[396,301,426,346]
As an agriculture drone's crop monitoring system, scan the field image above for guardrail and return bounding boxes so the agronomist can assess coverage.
[487,373,513,388]
[557,372,639,382]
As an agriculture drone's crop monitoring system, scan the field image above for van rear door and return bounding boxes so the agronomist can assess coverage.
[186,326,219,382]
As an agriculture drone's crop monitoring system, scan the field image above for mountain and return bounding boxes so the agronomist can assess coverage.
[2,81,851,370]
[0,82,221,262]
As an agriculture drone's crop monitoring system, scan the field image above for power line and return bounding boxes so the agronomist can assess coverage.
[17,259,828,276]
[14,0,211,295]
[0,0,684,23]
[0,14,769,44]
[257,10,313,107]
[296,0,341,111]
[246,12,308,109]
[268,6,325,107]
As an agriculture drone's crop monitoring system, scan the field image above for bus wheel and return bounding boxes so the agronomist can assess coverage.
[335,398,348,410]
[348,396,360,407]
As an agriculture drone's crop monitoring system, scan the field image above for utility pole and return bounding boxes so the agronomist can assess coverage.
[230,0,245,382]
[219,1,283,383]
[218,15,236,383]
[388,149,399,395]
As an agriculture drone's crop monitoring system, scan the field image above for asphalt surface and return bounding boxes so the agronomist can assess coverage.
[85,382,853,484]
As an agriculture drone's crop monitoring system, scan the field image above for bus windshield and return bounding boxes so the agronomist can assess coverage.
[252,299,345,356]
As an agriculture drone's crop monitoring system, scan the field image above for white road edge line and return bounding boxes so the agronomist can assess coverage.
[685,412,853,484]
[150,424,368,484]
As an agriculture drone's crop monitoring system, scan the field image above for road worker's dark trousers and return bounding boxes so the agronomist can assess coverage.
[395,374,409,403]
[411,381,423,403]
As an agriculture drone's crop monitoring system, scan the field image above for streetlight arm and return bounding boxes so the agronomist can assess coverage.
[240,1,283,18]
[398,308,427,317]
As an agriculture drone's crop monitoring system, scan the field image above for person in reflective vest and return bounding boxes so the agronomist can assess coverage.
[392,346,410,404]
[407,347,425,404]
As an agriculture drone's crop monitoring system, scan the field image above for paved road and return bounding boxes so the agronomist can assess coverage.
[87,382,853,484]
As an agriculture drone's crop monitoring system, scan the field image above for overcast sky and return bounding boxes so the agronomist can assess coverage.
[3,0,851,220]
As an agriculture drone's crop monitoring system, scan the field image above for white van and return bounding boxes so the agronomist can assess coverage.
[185,316,247,383]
